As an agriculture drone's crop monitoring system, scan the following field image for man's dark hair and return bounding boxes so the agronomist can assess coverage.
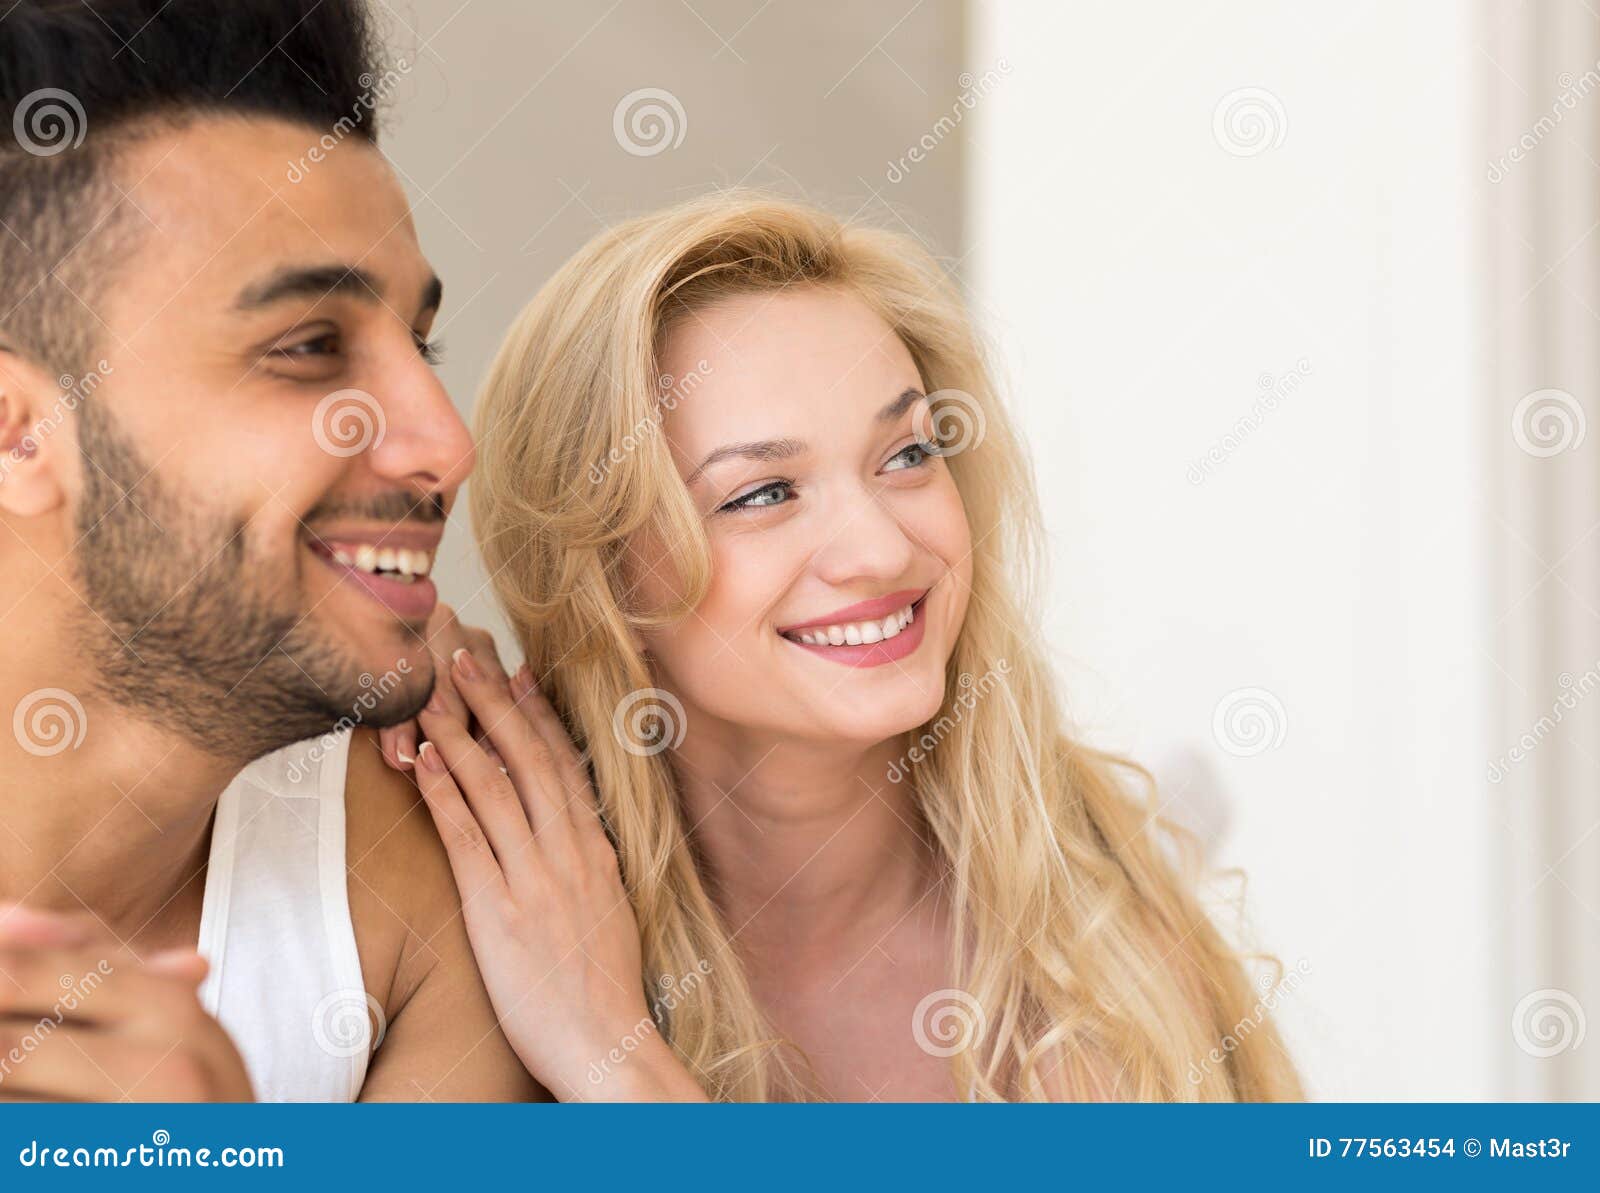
[0,0,382,377]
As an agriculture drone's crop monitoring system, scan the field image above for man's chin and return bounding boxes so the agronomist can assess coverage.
[343,664,433,730]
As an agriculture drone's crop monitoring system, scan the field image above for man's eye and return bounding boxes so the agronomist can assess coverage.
[414,333,445,366]
[883,440,940,472]
[719,480,793,512]
[272,333,340,359]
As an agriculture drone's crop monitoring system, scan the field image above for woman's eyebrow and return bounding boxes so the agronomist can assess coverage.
[686,437,806,484]
[877,386,927,422]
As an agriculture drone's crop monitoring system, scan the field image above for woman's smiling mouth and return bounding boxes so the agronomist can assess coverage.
[777,588,930,667]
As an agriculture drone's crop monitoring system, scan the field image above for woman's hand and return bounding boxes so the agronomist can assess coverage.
[412,648,706,1102]
[378,603,511,772]
[0,907,254,1102]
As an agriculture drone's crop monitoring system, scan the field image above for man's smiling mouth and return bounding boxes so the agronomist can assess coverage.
[305,528,441,621]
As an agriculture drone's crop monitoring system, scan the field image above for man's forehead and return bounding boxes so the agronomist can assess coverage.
[114,116,425,306]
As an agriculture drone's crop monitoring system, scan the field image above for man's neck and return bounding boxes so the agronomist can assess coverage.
[1,677,248,948]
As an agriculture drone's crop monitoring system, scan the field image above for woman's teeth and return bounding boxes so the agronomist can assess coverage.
[330,544,433,583]
[791,603,914,647]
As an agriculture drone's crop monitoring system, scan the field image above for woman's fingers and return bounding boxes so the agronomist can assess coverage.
[447,649,573,845]
[379,722,418,771]
[413,740,512,905]
[418,700,542,878]
[509,666,603,829]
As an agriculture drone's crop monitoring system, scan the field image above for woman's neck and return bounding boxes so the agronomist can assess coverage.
[671,723,937,970]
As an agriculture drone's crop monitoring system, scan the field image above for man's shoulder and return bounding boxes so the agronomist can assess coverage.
[341,727,460,988]
[338,727,539,1100]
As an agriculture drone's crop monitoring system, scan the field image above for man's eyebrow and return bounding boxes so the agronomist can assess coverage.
[234,264,444,317]
[686,437,807,484]
[878,386,927,422]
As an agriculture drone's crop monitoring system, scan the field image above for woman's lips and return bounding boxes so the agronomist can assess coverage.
[776,588,928,635]
[779,593,929,668]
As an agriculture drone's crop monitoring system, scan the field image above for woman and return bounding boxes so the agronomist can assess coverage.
[385,191,1302,1101]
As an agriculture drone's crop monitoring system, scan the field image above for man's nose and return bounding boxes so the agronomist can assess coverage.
[361,355,476,499]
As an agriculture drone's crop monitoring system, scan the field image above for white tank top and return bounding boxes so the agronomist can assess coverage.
[196,726,373,1102]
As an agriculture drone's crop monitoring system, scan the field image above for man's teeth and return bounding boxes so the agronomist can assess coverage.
[792,603,915,646]
[330,544,433,582]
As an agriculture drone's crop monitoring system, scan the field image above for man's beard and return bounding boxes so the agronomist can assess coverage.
[69,399,431,763]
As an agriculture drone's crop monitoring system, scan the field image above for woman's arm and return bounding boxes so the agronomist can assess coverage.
[410,646,706,1102]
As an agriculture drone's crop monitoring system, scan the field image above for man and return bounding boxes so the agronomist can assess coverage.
[0,0,535,1100]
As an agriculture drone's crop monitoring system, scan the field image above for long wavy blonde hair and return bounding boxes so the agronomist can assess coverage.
[471,190,1302,1101]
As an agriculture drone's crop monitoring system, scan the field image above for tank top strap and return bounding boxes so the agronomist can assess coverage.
[197,726,372,1102]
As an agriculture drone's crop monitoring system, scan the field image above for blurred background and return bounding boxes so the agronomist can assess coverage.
[371,0,1598,1099]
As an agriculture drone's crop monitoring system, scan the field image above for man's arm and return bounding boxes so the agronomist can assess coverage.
[343,728,544,1102]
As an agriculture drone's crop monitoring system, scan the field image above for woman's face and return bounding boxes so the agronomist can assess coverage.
[636,285,973,749]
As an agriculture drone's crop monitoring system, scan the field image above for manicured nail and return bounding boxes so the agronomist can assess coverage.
[511,663,532,698]
[417,741,443,772]
[395,752,415,767]
[452,647,481,682]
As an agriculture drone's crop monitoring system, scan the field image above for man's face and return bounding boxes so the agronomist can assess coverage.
[52,116,473,760]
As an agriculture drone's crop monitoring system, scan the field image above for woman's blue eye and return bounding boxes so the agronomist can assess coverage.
[883,440,940,471]
[720,481,792,512]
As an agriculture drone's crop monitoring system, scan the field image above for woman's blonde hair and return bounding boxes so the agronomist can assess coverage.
[471,190,1302,1101]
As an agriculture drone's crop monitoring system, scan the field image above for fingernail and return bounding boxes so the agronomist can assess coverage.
[425,688,447,715]
[418,741,443,772]
[395,752,415,767]
[452,647,481,682]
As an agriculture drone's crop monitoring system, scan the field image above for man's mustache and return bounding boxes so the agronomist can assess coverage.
[303,491,447,526]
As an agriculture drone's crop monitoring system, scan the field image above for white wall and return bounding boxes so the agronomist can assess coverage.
[969,0,1496,1098]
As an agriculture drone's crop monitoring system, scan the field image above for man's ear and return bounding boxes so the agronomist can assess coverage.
[0,350,69,517]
